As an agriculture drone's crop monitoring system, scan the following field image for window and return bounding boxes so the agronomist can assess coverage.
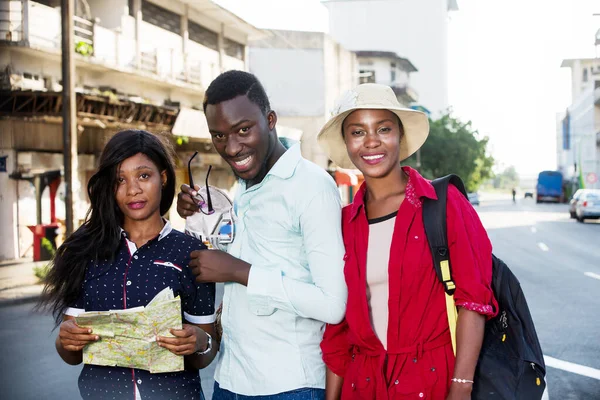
[562,112,570,150]
[359,70,376,84]
[391,69,396,83]
[189,20,218,51]
[224,38,244,60]
[141,0,181,35]
[582,68,588,82]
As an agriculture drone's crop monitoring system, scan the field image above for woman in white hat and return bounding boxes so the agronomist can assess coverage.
[318,84,497,400]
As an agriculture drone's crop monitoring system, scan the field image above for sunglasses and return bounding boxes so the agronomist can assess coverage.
[188,151,215,215]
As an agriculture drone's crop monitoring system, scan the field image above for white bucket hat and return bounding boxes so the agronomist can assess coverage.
[317,83,430,170]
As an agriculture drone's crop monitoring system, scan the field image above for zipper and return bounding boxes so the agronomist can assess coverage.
[531,362,543,386]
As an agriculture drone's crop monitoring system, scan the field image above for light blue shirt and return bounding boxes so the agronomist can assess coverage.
[214,139,347,395]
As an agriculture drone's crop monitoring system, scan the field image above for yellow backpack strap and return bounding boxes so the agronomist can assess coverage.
[441,260,458,355]
[422,174,468,357]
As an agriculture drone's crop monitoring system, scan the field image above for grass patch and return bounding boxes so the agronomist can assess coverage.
[33,264,50,282]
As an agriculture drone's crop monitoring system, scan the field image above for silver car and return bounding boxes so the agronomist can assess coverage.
[569,189,586,218]
[575,189,600,222]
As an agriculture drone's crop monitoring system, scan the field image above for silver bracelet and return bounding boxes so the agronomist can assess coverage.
[451,378,474,384]
[194,332,212,356]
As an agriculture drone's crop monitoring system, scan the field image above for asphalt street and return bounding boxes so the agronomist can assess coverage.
[1,197,599,399]
[478,196,600,400]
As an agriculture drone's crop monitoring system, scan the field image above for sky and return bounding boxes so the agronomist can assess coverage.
[214,0,600,177]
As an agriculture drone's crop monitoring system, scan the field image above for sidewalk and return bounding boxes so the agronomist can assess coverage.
[0,259,46,307]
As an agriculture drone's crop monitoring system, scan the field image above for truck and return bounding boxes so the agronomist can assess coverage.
[536,170,563,203]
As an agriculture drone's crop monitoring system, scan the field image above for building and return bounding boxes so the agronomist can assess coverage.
[323,0,458,115]
[0,0,265,260]
[558,52,600,193]
[248,29,358,169]
[355,50,419,107]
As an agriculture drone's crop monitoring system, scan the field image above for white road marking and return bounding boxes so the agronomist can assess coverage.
[531,226,537,233]
[542,386,550,400]
[537,242,549,251]
[544,355,600,380]
[584,272,600,281]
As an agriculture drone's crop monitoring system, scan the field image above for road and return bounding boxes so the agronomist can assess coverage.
[477,195,600,400]
[1,197,599,399]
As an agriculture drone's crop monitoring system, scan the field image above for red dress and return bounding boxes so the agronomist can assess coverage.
[321,167,498,399]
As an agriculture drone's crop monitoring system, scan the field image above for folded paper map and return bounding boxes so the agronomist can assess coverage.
[75,287,184,373]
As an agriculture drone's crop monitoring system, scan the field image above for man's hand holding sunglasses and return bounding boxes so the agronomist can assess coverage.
[177,184,201,218]
[189,249,251,286]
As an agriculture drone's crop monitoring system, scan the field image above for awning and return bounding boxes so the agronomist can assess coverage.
[335,169,361,187]
[172,107,211,140]
[181,0,269,40]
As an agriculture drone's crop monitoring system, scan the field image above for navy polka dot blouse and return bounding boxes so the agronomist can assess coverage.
[65,221,215,399]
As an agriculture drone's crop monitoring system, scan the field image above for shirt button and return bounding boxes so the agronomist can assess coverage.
[126,281,132,286]
[351,383,355,389]
[414,235,419,239]
[413,358,418,363]
[134,255,138,260]
[431,367,436,371]
[394,380,399,385]
[419,393,424,398]
[137,379,142,384]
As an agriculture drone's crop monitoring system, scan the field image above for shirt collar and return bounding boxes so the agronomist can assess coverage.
[120,219,172,242]
[264,138,302,180]
[348,166,437,221]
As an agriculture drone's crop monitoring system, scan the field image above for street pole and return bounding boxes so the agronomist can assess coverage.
[61,0,77,236]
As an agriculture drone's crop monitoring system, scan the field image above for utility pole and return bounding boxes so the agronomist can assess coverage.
[61,0,77,236]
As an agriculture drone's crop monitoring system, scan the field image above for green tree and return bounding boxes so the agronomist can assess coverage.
[493,165,520,189]
[405,113,494,193]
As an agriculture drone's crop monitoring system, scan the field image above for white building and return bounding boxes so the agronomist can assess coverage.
[355,50,419,107]
[323,0,458,115]
[558,57,600,191]
[0,0,264,260]
[249,29,358,169]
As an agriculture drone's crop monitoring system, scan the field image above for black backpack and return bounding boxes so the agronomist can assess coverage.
[422,174,546,400]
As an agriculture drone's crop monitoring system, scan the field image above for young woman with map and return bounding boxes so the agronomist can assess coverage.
[39,129,218,400]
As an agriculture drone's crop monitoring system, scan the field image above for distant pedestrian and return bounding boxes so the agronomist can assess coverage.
[176,71,347,400]
[512,188,517,203]
[39,130,218,399]
[318,84,498,400]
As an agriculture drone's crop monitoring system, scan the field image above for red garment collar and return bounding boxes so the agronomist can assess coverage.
[348,166,438,221]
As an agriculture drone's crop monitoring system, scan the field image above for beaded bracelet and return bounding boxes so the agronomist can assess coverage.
[451,378,474,384]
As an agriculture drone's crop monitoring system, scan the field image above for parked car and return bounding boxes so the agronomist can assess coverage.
[575,189,600,222]
[569,189,586,218]
[524,192,534,199]
[468,192,480,206]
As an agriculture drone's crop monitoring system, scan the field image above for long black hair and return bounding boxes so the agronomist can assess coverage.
[39,130,176,325]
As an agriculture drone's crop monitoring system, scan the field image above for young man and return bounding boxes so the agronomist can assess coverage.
[176,70,347,399]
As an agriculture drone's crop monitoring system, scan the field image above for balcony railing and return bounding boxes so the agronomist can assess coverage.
[0,1,96,53]
[1,1,227,89]
[140,50,158,74]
